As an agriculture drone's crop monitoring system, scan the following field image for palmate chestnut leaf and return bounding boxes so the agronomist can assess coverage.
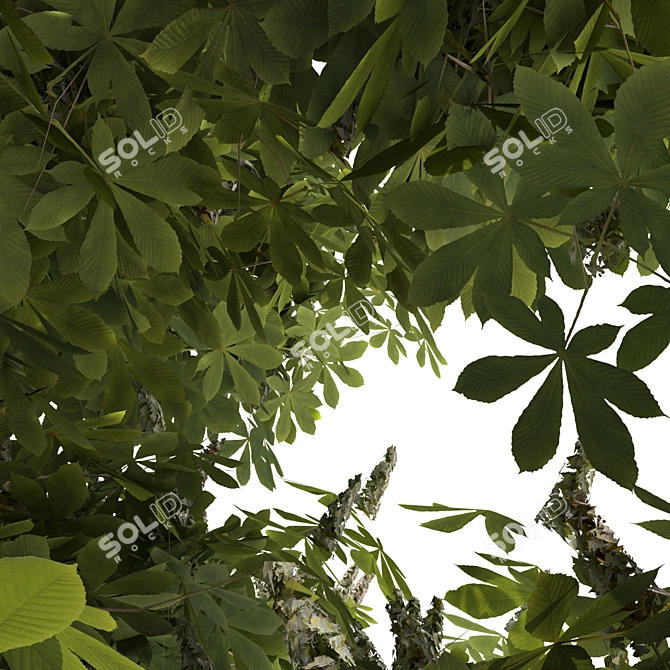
[455,295,664,489]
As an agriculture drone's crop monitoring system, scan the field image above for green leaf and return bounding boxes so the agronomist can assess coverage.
[636,520,670,540]
[486,294,556,349]
[328,0,375,34]
[202,350,224,402]
[133,274,193,305]
[631,0,670,56]
[513,66,617,188]
[57,625,143,669]
[121,341,185,403]
[261,0,329,58]
[116,156,217,206]
[629,609,670,644]
[345,234,372,286]
[542,645,594,670]
[445,582,528,619]
[398,0,448,65]
[227,605,283,635]
[614,60,670,177]
[26,185,94,231]
[234,8,290,84]
[103,344,135,413]
[0,3,53,64]
[455,355,556,403]
[0,557,86,653]
[525,572,578,642]
[0,211,30,309]
[79,201,117,298]
[76,606,116,632]
[635,486,670,515]
[112,185,182,273]
[97,570,175,596]
[317,20,400,128]
[567,324,620,356]
[141,8,223,73]
[227,627,273,670]
[1,370,46,456]
[544,0,584,47]
[29,301,116,352]
[225,352,260,405]
[136,431,179,458]
[565,362,638,489]
[387,181,501,230]
[568,357,664,418]
[409,224,501,306]
[227,343,283,369]
[45,463,89,522]
[421,511,482,533]
[3,637,62,670]
[0,520,34,541]
[512,361,563,472]
[109,45,152,129]
[563,569,658,639]
[270,214,302,285]
[76,539,118,593]
[618,314,670,372]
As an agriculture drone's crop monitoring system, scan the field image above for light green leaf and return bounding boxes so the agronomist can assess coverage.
[57,625,143,669]
[0,557,86,653]
[421,511,482,533]
[525,572,578,642]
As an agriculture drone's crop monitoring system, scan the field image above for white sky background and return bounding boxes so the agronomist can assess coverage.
[208,264,670,664]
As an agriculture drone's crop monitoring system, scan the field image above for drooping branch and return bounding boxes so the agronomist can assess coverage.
[137,386,166,435]
[386,591,444,670]
[258,448,401,669]
[357,446,397,521]
[537,442,665,665]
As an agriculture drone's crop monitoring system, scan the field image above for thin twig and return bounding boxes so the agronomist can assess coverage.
[603,0,635,70]
[566,287,589,343]
[445,53,487,81]
[572,225,591,291]
[20,62,90,220]
[566,194,620,341]
[62,71,88,128]
[482,0,493,106]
